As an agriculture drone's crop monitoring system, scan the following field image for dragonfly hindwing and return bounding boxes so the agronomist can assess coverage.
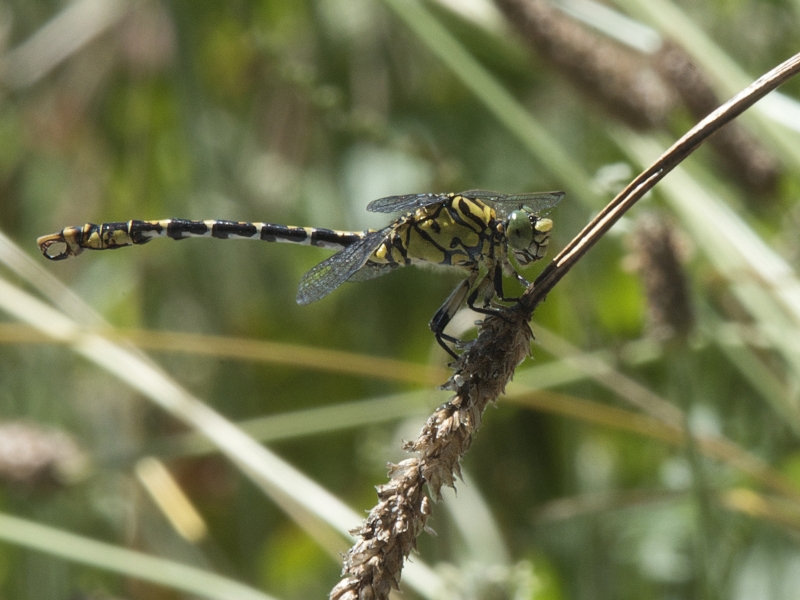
[296,228,389,305]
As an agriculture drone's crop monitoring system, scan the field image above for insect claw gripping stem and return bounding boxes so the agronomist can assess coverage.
[435,334,461,361]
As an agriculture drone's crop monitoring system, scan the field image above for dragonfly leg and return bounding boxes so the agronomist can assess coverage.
[429,270,481,359]
[465,275,514,328]
[435,332,462,361]
[494,261,530,302]
[467,273,501,313]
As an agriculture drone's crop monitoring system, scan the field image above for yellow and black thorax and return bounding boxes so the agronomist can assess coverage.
[369,195,501,270]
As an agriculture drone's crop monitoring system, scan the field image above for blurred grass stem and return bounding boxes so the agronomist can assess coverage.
[381,0,597,201]
[526,50,800,310]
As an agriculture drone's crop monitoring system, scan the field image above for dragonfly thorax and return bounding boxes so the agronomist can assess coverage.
[505,208,553,266]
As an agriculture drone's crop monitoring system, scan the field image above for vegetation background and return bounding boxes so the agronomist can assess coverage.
[1,0,800,598]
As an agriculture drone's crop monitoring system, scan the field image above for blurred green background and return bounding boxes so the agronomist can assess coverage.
[2,0,800,598]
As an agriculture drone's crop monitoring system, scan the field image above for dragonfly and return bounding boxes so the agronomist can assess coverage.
[37,189,564,359]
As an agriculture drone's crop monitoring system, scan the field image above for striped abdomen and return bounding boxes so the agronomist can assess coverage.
[37,219,367,261]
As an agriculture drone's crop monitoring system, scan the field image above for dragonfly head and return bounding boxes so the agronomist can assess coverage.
[506,208,553,266]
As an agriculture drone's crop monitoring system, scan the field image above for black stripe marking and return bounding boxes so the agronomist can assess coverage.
[78,224,98,246]
[445,199,478,232]
[309,228,363,247]
[411,222,450,257]
[261,224,308,243]
[99,222,128,237]
[166,219,209,240]
[397,232,412,263]
[418,203,446,226]
[450,197,486,233]
[211,220,256,239]
[127,220,165,244]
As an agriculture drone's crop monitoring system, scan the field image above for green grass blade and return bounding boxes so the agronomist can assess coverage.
[0,230,447,599]
[0,512,276,600]
[381,0,597,202]
[614,0,800,167]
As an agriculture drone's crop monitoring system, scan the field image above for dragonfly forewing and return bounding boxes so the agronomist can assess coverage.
[367,190,564,216]
[461,190,565,215]
[366,193,451,214]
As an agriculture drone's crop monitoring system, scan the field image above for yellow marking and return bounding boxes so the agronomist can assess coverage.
[65,228,82,247]
[449,253,472,267]
[87,229,104,249]
[374,243,390,262]
[109,229,131,247]
[462,196,493,225]
[535,218,553,233]
[406,229,446,264]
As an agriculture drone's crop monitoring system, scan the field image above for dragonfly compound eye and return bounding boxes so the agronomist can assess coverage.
[506,209,534,252]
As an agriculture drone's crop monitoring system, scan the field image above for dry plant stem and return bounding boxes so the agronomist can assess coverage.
[524,50,800,314]
[495,0,676,129]
[330,51,800,599]
[330,309,533,599]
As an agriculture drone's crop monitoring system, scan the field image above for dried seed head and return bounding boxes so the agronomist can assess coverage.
[627,213,695,342]
[654,42,780,195]
[0,421,88,494]
[330,309,533,599]
[495,0,676,128]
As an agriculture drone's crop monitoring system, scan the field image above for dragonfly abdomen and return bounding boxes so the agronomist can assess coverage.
[37,218,366,261]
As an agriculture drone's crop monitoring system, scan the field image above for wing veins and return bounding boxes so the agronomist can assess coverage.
[367,190,564,214]
[296,229,389,305]
[367,193,450,213]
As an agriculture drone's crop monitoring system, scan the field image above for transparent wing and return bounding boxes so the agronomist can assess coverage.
[346,262,395,282]
[366,192,452,214]
[459,189,565,215]
[296,228,389,305]
[366,189,565,215]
